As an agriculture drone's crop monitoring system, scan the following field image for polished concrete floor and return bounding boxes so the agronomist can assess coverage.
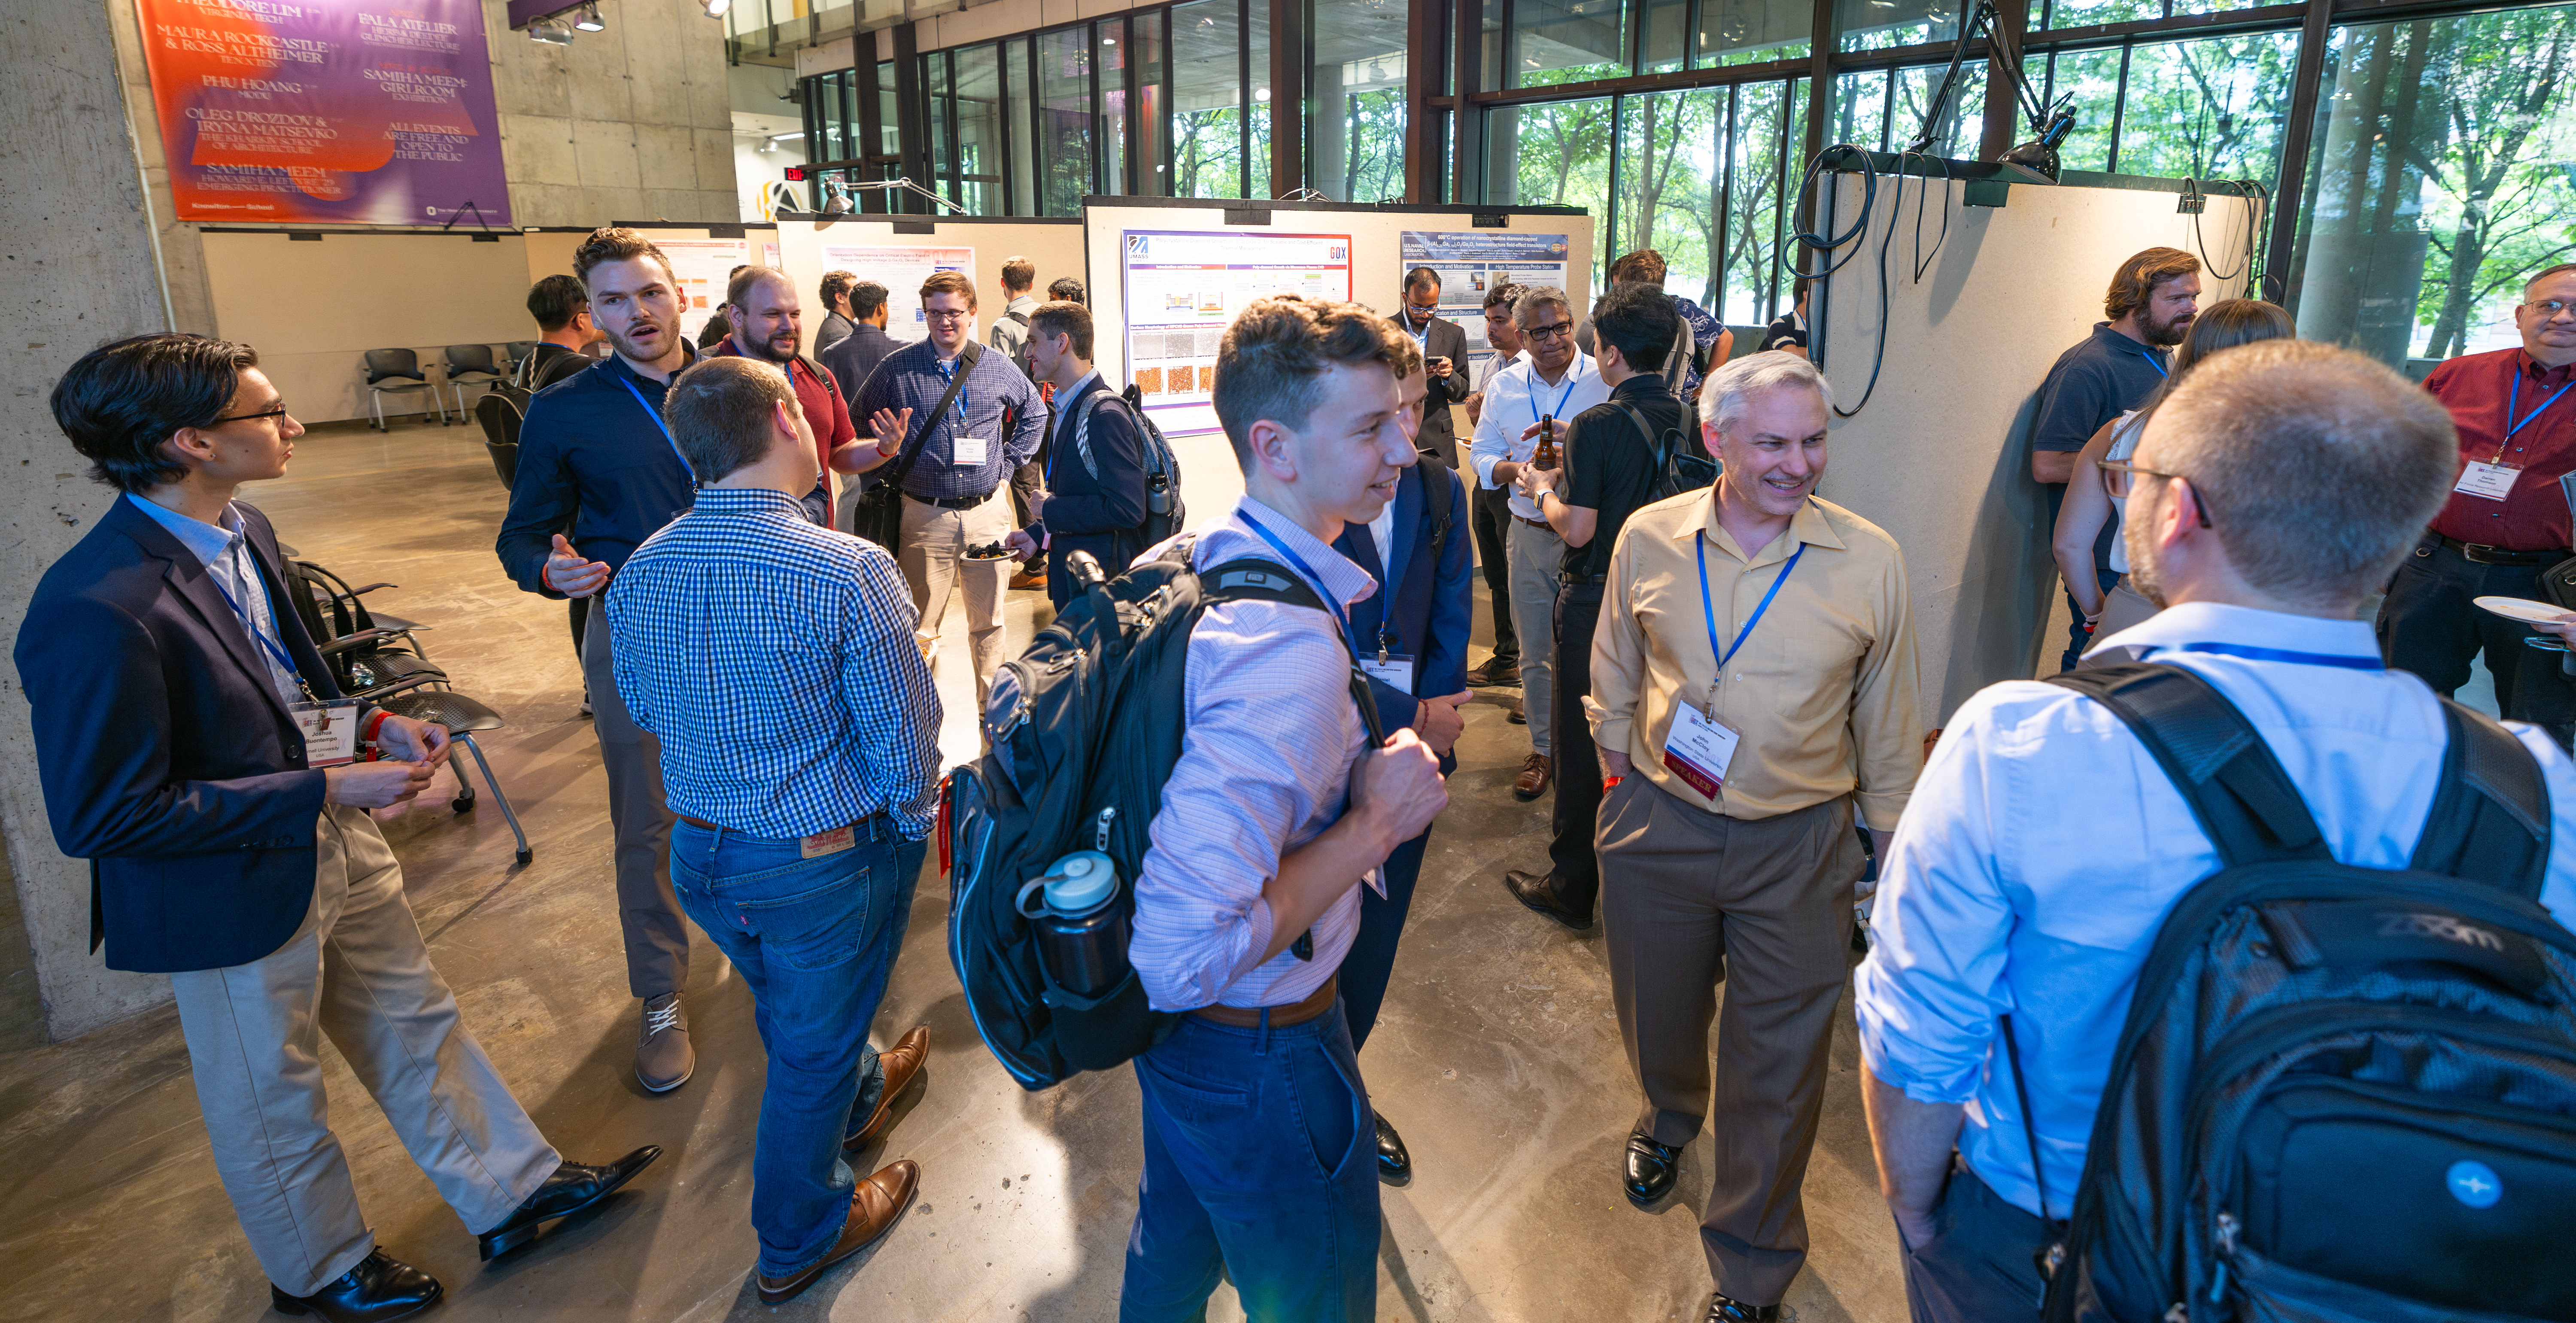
[0,415,1917,1322]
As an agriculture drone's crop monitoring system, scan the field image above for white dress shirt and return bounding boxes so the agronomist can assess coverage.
[1853,601,2576,1220]
[1470,352,1608,521]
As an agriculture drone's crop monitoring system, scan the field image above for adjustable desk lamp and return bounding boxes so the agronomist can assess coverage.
[1907,0,2078,183]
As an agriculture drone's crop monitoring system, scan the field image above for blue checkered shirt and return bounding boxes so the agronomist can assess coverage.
[849,339,1045,502]
[605,487,942,840]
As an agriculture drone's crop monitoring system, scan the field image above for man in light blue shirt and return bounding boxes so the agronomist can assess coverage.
[1855,340,2576,1320]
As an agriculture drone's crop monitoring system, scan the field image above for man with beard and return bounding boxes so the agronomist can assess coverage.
[498,228,836,1094]
[709,265,858,528]
[2032,247,2200,672]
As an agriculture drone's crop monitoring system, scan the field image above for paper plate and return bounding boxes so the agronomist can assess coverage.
[2474,595,2575,625]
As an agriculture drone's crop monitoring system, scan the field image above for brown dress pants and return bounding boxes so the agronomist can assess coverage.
[1598,777,1860,1306]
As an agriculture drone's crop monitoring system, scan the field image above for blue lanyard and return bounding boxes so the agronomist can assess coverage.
[2507,372,2574,443]
[1239,508,1354,655]
[1528,361,1587,428]
[1695,537,1807,680]
[2134,346,2170,379]
[203,543,313,697]
[2167,642,2384,671]
[614,371,696,482]
[939,358,972,422]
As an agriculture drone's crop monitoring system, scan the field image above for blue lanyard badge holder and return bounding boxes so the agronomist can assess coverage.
[1662,539,1804,799]
[2457,373,2576,503]
[209,546,362,766]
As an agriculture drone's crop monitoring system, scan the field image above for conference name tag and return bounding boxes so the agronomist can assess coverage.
[1660,703,1740,799]
[1360,652,1416,691]
[290,699,362,768]
[953,435,990,467]
[2456,461,2521,501]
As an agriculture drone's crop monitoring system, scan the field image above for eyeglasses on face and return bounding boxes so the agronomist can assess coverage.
[1522,322,1572,343]
[2527,299,2574,318]
[922,308,973,322]
[213,404,291,425]
[2096,458,2212,528]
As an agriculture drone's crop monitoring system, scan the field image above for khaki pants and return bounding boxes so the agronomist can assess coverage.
[1598,779,1861,1306]
[170,806,560,1296]
[898,486,1012,702]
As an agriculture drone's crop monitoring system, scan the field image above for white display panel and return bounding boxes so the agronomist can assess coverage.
[815,243,978,343]
[1398,231,1572,355]
[1120,230,1354,437]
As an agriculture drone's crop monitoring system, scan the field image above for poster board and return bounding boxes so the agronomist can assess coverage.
[1808,163,2258,719]
[813,243,978,343]
[656,236,754,343]
[134,0,511,225]
[1398,231,1574,356]
[773,216,1085,359]
[1120,231,1354,438]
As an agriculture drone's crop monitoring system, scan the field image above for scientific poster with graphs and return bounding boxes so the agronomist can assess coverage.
[136,0,512,225]
[655,237,754,344]
[1399,231,1572,354]
[1121,230,1354,437]
[815,243,978,343]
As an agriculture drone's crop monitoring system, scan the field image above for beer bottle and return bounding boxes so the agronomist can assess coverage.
[1534,413,1560,471]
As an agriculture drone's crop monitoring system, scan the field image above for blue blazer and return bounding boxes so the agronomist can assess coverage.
[1030,374,1149,606]
[1333,462,1474,769]
[14,497,356,974]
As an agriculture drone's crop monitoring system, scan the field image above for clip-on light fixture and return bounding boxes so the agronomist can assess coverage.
[1908,0,2077,183]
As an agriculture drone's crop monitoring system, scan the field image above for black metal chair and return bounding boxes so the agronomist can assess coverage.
[364,349,447,430]
[504,340,538,377]
[294,559,432,662]
[372,689,532,867]
[473,392,522,488]
[444,345,506,418]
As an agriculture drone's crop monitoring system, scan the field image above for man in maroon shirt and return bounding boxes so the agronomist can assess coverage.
[712,267,864,529]
[2379,262,2576,742]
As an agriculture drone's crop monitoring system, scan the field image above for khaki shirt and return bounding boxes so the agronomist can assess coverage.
[1586,491,1921,829]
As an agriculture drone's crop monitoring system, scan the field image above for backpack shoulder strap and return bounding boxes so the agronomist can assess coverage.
[1199,557,1389,748]
[2043,662,2330,868]
[2409,697,2552,896]
[1070,388,1109,482]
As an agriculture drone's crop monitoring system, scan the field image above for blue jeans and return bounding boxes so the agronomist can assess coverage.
[669,818,925,1280]
[1901,1161,2049,1321]
[1120,1005,1379,1321]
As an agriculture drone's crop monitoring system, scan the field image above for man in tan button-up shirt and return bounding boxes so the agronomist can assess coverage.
[1586,351,1920,1323]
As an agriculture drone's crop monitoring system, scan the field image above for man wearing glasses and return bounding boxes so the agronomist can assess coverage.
[846,270,1045,701]
[1396,265,1472,469]
[2380,263,2576,747]
[1471,285,1610,803]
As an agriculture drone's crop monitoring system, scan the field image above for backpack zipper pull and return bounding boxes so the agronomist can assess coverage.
[1094,806,1117,853]
[2208,1211,2240,1305]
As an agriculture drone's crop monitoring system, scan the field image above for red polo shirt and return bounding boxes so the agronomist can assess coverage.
[709,337,860,528]
[2426,347,2576,551]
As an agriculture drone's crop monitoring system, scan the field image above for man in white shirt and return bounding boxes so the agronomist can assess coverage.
[1464,282,1530,689]
[1853,340,2576,1321]
[1470,285,1610,801]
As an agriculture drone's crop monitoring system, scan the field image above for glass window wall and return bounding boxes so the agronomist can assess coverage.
[1312,0,1411,201]
[1172,0,1247,198]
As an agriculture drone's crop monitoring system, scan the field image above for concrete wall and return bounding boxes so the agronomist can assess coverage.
[2,0,186,1041]
[485,0,741,226]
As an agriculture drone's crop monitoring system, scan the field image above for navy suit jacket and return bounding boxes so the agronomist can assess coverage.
[15,497,359,974]
[1405,316,1472,470]
[1333,462,1474,771]
[1030,374,1149,606]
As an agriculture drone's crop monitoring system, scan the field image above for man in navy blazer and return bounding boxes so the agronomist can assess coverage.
[1004,300,1149,606]
[18,334,657,1321]
[1329,333,1475,1185]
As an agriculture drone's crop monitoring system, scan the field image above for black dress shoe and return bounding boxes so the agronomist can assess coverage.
[1706,1292,1782,1320]
[477,1146,662,1260]
[1625,1132,1680,1208]
[1504,869,1595,931]
[269,1249,441,1322]
[1374,1113,1412,1185]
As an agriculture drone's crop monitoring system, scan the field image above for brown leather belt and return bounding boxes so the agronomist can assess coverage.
[1514,514,1552,531]
[2437,534,2562,567]
[1189,976,1338,1029]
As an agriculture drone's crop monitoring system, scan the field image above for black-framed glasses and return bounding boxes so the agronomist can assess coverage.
[1523,322,1573,343]
[2096,458,2212,527]
[213,404,290,425]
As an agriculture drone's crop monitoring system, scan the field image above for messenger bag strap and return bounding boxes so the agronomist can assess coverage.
[884,340,982,493]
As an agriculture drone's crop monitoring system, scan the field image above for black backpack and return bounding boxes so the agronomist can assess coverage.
[1614,400,1716,506]
[944,542,1385,1090]
[2032,662,2576,1323]
[1068,385,1190,549]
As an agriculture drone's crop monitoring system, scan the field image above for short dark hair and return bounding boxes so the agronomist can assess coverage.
[52,333,259,493]
[1595,281,1680,373]
[820,269,856,308]
[1608,249,1669,286]
[1001,256,1037,292]
[850,280,890,318]
[1048,276,1086,304]
[574,226,679,289]
[1029,301,1093,360]
[1212,297,1399,466]
[729,265,792,310]
[921,270,977,310]
[1403,266,1441,297]
[665,356,799,485]
[2105,247,2201,322]
[1482,281,1525,313]
[527,274,589,332]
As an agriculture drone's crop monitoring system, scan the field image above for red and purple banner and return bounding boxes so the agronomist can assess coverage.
[137,0,511,225]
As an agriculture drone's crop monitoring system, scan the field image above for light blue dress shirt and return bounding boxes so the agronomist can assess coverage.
[1853,601,2576,1220]
[128,494,307,707]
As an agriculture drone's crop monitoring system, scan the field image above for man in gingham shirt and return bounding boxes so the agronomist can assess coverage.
[605,357,939,1305]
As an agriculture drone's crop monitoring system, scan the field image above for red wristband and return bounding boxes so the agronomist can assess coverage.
[364,711,392,743]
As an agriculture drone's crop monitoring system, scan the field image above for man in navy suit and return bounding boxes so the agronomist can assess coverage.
[1330,331,1475,1183]
[1003,300,1148,606]
[17,333,659,1322]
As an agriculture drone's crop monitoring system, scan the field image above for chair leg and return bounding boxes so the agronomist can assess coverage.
[456,734,531,866]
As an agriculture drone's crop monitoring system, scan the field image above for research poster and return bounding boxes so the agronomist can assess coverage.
[1398,231,1572,355]
[815,243,978,343]
[658,237,753,344]
[136,0,512,225]
[1121,230,1355,437]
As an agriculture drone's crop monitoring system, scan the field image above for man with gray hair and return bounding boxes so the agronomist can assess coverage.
[1854,339,2576,1321]
[1589,349,1921,1322]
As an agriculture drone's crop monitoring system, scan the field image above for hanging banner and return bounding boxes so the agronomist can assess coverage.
[137,0,513,225]
[1121,230,1355,437]
[815,243,978,343]
[1399,231,1571,355]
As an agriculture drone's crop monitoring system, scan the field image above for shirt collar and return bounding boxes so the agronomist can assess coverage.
[1682,491,1845,566]
[2518,350,2576,387]
[687,486,809,517]
[612,341,697,388]
[2092,600,2381,665]
[1225,494,1379,609]
[1527,352,1594,391]
[1610,373,1673,401]
[128,493,244,570]
[1068,367,1101,399]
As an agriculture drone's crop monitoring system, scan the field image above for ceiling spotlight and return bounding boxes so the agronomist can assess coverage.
[572,3,605,31]
[528,18,574,44]
[699,0,730,14]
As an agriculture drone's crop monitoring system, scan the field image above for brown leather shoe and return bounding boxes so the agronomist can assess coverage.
[752,1160,919,1305]
[1009,568,1047,591]
[1513,753,1552,801]
[1466,657,1521,688]
[844,1026,930,1150]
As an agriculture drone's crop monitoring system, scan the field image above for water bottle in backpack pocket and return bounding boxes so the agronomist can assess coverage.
[1017,850,1132,999]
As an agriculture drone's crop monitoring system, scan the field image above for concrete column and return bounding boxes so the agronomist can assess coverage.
[2,0,182,1039]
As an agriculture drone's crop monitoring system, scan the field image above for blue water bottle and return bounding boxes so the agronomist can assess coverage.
[1015,850,1130,998]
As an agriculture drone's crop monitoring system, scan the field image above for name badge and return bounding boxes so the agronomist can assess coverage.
[1360,652,1416,692]
[799,824,857,859]
[953,435,990,467]
[1660,702,1741,799]
[291,699,363,768]
[2456,461,2521,501]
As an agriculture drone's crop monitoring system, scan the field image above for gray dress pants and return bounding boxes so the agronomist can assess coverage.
[1505,518,1563,756]
[170,806,560,1295]
[584,594,687,998]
